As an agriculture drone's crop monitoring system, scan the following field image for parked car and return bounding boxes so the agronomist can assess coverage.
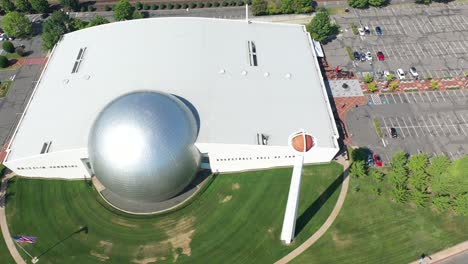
[360,52,366,61]
[358,27,365,36]
[390,127,397,138]
[377,51,385,61]
[353,51,360,60]
[366,51,373,61]
[409,67,419,79]
[367,154,375,167]
[364,26,370,34]
[373,154,383,167]
[375,26,382,35]
[384,70,395,79]
[397,68,406,80]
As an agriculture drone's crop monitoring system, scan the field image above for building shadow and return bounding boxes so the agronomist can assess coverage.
[37,226,88,258]
[294,166,349,236]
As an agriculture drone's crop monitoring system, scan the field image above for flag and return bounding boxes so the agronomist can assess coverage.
[12,236,37,244]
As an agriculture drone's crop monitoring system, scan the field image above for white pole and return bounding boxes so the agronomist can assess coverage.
[246,4,249,23]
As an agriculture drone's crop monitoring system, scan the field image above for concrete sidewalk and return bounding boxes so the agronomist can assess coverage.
[409,241,468,264]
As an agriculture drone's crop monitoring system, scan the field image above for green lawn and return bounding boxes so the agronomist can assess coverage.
[292,175,468,263]
[0,235,15,264]
[5,163,343,263]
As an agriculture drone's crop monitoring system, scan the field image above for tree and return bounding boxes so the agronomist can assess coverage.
[432,195,451,212]
[363,73,373,83]
[41,11,70,50]
[351,148,368,162]
[2,41,14,53]
[408,170,429,192]
[410,190,428,207]
[113,0,134,21]
[132,10,144,19]
[0,56,9,68]
[350,160,367,178]
[16,0,32,12]
[348,0,368,8]
[415,0,431,4]
[280,0,293,13]
[291,0,312,13]
[407,153,428,173]
[427,156,450,178]
[388,170,407,189]
[453,193,468,216]
[2,12,32,38]
[391,187,408,203]
[369,168,384,182]
[306,10,339,43]
[30,0,50,13]
[251,0,267,16]
[1,0,15,12]
[87,16,109,27]
[368,0,386,7]
[60,0,79,11]
[368,82,377,92]
[69,19,86,31]
[385,73,395,82]
[267,0,280,14]
[391,150,407,171]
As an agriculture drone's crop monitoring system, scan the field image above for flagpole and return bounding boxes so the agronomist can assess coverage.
[13,239,39,263]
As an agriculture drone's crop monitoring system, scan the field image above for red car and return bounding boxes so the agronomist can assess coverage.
[373,154,383,167]
[377,51,385,61]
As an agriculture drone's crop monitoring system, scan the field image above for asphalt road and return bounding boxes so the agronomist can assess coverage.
[439,251,468,264]
[326,2,468,80]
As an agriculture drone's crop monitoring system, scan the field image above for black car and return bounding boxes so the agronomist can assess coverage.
[353,51,360,60]
[390,127,397,138]
[375,26,382,35]
[360,52,366,61]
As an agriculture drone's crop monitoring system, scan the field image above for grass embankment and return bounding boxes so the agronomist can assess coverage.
[5,163,343,263]
[292,174,468,263]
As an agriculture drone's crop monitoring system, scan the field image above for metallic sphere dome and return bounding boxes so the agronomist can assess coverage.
[88,91,201,204]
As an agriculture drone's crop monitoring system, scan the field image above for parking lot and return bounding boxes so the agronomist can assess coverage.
[326,2,468,80]
[347,89,468,164]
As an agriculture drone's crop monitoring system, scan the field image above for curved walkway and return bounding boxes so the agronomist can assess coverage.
[0,173,26,264]
[274,157,350,264]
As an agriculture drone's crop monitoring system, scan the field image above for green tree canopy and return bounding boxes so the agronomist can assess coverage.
[113,0,134,21]
[2,41,14,53]
[41,11,71,50]
[30,0,50,13]
[251,0,268,16]
[132,10,144,19]
[2,11,31,38]
[1,0,16,12]
[292,0,312,13]
[391,150,407,171]
[16,0,32,12]
[60,0,79,11]
[306,9,339,43]
[427,156,450,178]
[454,193,468,216]
[408,170,429,192]
[0,55,9,68]
[87,16,110,27]
[350,160,367,178]
[280,0,293,14]
[368,0,386,7]
[407,153,428,173]
[348,0,368,8]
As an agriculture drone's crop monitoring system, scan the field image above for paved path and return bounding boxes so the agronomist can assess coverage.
[409,241,468,264]
[274,156,350,264]
[0,173,26,264]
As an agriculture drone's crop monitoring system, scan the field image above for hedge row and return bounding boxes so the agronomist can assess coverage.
[105,0,251,11]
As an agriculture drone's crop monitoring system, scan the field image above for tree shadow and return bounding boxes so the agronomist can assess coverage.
[37,226,88,258]
[294,166,349,236]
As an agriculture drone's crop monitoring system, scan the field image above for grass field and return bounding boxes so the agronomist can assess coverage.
[292,174,468,264]
[5,163,343,263]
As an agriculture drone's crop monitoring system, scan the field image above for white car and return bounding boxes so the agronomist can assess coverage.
[409,67,419,78]
[358,27,365,36]
[366,52,373,61]
[397,69,406,80]
[384,70,394,79]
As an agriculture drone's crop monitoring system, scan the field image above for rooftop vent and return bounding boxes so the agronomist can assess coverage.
[247,41,258,67]
[71,47,87,74]
[40,141,52,154]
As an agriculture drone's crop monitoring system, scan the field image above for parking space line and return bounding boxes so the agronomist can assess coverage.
[393,117,406,138]
[447,117,460,136]
[424,92,432,103]
[445,90,453,102]
[421,116,432,136]
[407,117,419,137]
[456,114,467,136]
[381,117,390,137]
[439,91,447,102]
[398,93,405,104]
[401,117,412,137]
[418,92,425,103]
[460,115,468,132]
[437,117,450,136]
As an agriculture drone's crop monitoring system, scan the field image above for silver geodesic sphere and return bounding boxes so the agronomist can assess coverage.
[88,91,201,203]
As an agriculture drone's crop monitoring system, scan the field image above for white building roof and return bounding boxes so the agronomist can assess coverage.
[6,17,338,162]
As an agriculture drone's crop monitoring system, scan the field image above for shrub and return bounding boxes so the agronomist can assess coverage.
[363,73,373,83]
[160,3,167,9]
[168,3,174,8]
[373,118,382,138]
[197,2,204,7]
[454,193,468,216]
[222,0,228,6]
[389,81,399,91]
[151,4,158,9]
[391,187,408,203]
[385,73,395,82]
[425,75,432,81]
[16,47,25,57]
[410,190,428,207]
[432,195,451,212]
[174,3,181,8]
[368,82,377,93]
[105,5,111,11]
[213,1,220,6]
[206,2,212,7]
[135,1,143,9]
[237,0,244,5]
[2,41,14,53]
[87,5,94,11]
[430,80,439,90]
[0,56,9,68]
[350,22,358,35]
[80,6,86,12]
[350,160,367,178]
[230,0,236,5]
[143,3,149,9]
[246,0,251,3]
[369,168,384,182]
[189,2,196,8]
[182,3,188,8]
[345,46,353,60]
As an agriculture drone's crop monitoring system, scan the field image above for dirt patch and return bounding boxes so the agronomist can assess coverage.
[90,251,110,261]
[133,243,169,264]
[90,240,113,262]
[112,218,138,228]
[220,195,232,203]
[165,216,196,261]
[331,231,352,248]
[131,257,163,264]
[232,183,240,190]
